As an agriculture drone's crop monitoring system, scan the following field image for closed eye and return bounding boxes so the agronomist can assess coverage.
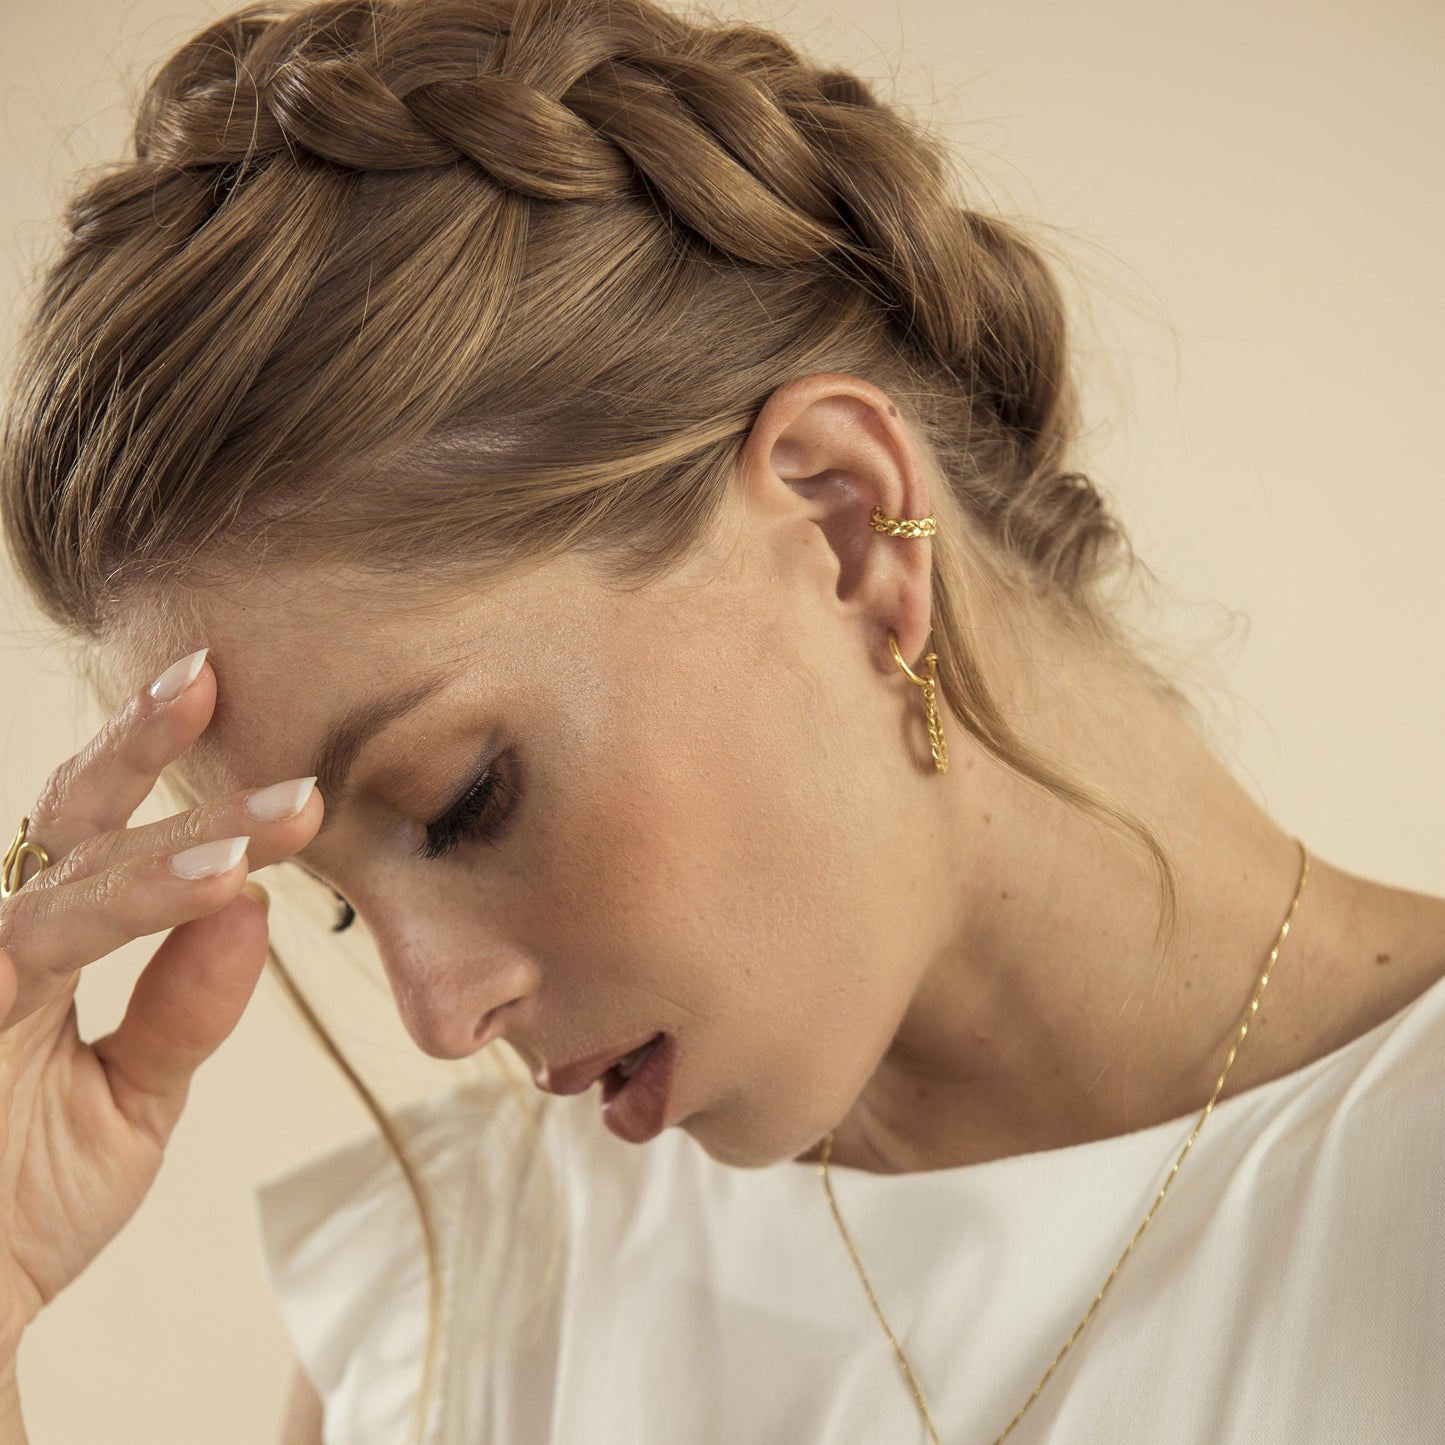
[416,749,520,860]
[301,748,521,931]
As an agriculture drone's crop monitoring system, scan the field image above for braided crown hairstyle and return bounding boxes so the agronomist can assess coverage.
[6,0,1126,611]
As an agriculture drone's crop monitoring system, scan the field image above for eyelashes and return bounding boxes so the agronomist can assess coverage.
[325,749,522,933]
[416,749,519,861]
[330,889,356,933]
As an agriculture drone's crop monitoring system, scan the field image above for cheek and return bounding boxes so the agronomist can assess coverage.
[535,649,903,1094]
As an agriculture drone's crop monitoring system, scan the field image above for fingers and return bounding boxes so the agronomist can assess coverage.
[20,775,321,899]
[0,843,247,1030]
[0,783,323,1029]
[22,647,216,866]
[0,644,332,1035]
[88,883,273,1150]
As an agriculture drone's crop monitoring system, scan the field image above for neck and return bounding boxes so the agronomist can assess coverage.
[808,607,1445,1175]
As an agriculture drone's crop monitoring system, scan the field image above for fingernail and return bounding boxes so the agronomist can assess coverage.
[149,648,209,704]
[168,835,249,880]
[244,776,317,822]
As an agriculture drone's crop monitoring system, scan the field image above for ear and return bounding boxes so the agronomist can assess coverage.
[735,372,939,677]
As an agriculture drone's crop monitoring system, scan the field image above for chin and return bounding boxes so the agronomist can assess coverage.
[680,1105,826,1172]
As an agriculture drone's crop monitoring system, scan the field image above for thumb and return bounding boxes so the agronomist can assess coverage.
[90,881,273,1146]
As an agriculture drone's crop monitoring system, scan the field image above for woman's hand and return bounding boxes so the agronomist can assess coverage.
[0,649,323,1363]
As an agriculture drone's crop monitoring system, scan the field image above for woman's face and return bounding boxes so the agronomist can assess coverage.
[118,459,947,1169]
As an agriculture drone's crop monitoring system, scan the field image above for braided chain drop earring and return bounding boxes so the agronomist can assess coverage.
[869,504,948,774]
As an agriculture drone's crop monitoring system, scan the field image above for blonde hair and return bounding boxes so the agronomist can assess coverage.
[1,0,1203,1437]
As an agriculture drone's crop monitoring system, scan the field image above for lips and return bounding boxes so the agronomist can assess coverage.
[541,1031,664,1096]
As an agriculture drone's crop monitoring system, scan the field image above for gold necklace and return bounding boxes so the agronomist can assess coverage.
[816,837,1311,1443]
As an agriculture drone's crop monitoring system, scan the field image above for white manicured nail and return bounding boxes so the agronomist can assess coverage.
[245,776,317,822]
[149,648,209,704]
[168,836,249,880]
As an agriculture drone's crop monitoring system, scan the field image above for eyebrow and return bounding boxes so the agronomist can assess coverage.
[309,670,454,837]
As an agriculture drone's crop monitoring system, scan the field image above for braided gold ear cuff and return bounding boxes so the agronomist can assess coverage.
[868,504,948,774]
[867,503,936,539]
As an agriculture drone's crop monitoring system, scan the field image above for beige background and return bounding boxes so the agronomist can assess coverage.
[2,0,1442,1439]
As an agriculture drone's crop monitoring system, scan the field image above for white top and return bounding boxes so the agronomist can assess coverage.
[252,970,1445,1444]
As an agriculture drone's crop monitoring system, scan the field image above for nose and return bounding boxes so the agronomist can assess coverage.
[378,939,538,1061]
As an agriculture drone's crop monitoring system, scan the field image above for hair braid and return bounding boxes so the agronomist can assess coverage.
[124,0,999,365]
[19,0,1139,652]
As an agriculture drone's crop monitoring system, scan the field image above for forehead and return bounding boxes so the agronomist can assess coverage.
[105,556,598,798]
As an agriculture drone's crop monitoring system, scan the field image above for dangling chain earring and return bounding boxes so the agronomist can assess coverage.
[868,504,948,775]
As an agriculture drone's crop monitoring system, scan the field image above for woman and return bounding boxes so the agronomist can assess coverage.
[0,0,1441,1441]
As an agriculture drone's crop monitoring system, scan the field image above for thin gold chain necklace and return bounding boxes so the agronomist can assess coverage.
[816,837,1310,1443]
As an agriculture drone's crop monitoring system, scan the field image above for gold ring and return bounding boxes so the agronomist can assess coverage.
[2,816,52,900]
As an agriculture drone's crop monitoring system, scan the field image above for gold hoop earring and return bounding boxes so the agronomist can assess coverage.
[869,503,947,775]
[887,631,948,774]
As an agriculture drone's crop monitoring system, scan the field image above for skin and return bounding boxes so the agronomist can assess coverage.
[108,373,1445,1174]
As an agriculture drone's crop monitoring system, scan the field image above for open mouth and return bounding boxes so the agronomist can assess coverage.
[600,1032,664,1104]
